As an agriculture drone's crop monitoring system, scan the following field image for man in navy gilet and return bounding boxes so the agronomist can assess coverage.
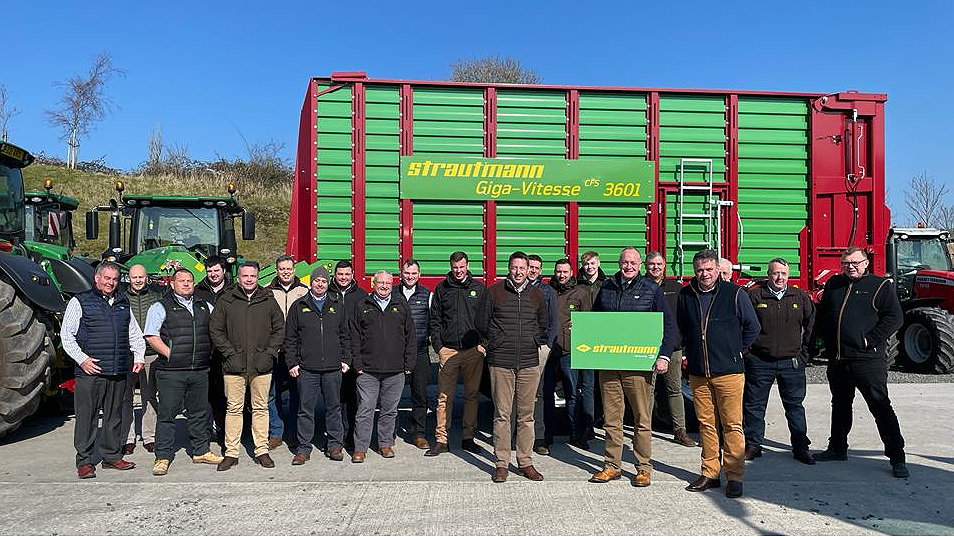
[143,268,224,476]
[61,261,146,479]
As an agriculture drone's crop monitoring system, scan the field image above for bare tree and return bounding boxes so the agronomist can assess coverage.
[904,171,950,227]
[0,84,21,141]
[46,52,125,169]
[451,55,541,84]
[147,123,163,168]
[938,205,954,232]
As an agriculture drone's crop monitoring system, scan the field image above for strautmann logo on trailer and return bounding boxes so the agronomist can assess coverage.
[400,154,655,203]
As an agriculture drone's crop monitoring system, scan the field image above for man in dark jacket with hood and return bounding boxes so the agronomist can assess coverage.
[477,251,550,483]
[425,251,488,457]
[544,258,594,449]
[328,260,366,448]
[588,247,678,488]
[285,266,352,465]
[678,249,760,499]
[209,261,285,471]
[813,247,906,478]
[349,270,416,463]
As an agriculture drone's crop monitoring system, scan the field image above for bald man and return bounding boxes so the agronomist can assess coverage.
[121,265,162,454]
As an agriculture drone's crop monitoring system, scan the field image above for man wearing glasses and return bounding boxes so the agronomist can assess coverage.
[814,247,907,477]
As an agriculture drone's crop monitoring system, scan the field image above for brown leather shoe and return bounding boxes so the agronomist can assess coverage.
[101,459,136,470]
[267,436,283,450]
[673,428,698,447]
[686,475,721,492]
[379,446,395,458]
[492,467,508,483]
[77,464,96,479]
[519,465,544,481]
[143,442,155,453]
[589,467,622,483]
[326,448,344,461]
[254,453,275,468]
[217,456,239,471]
[122,443,135,455]
[412,436,431,450]
[744,446,763,461]
[632,469,651,487]
[352,451,366,463]
[292,452,310,465]
[424,442,448,457]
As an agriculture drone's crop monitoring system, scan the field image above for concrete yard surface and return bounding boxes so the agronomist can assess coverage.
[0,383,952,535]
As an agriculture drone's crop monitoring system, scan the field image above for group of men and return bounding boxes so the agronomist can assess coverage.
[66,244,908,499]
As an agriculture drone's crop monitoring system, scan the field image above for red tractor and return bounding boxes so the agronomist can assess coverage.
[885,226,954,373]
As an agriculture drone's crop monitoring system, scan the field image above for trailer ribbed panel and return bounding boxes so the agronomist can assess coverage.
[495,204,566,274]
[410,87,486,275]
[737,97,809,276]
[315,84,353,262]
[364,87,400,273]
[575,92,648,260]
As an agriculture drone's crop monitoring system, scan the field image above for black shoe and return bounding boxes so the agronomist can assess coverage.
[685,475,721,492]
[813,448,848,462]
[793,450,816,465]
[744,446,762,461]
[461,438,481,454]
[725,480,743,498]
[533,441,550,456]
[891,462,910,478]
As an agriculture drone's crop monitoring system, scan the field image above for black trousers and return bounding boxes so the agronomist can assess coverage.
[827,359,905,463]
[155,368,211,461]
[407,350,430,437]
[73,373,126,467]
[340,369,358,447]
[743,355,810,452]
[296,369,344,454]
[208,356,226,435]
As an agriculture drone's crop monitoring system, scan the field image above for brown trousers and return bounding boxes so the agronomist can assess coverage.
[434,346,483,444]
[223,373,271,457]
[689,373,745,481]
[600,369,655,471]
[489,365,540,469]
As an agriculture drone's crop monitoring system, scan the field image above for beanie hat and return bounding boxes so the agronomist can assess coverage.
[310,266,330,283]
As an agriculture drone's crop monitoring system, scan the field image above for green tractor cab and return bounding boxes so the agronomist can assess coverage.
[24,181,79,261]
[86,181,256,283]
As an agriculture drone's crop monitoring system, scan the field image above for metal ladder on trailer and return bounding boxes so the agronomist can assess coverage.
[675,158,732,277]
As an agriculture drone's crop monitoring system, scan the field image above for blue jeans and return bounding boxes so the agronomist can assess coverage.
[543,353,595,443]
[268,358,299,440]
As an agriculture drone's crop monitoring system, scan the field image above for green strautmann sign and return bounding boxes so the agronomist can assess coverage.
[400,154,655,203]
[570,311,663,371]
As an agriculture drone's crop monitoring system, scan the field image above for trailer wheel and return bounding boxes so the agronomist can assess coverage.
[900,307,954,374]
[885,333,899,368]
[0,279,55,439]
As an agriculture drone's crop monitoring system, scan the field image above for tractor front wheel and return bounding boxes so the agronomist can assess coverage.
[899,307,954,374]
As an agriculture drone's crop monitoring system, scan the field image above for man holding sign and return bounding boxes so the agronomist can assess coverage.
[587,247,678,487]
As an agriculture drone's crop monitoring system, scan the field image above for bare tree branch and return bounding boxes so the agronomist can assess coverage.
[450,55,541,84]
[0,84,21,141]
[45,52,125,168]
[904,171,950,227]
[938,205,954,232]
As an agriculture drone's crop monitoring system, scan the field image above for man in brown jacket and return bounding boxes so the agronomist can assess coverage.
[209,261,285,470]
[476,251,550,483]
[266,254,308,450]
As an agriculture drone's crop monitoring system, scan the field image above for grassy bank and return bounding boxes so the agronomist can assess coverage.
[22,163,292,265]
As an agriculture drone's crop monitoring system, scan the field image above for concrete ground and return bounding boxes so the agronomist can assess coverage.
[0,383,952,536]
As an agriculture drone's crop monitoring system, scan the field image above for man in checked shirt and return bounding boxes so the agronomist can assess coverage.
[61,261,146,479]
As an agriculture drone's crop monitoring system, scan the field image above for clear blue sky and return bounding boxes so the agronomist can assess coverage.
[4,0,951,219]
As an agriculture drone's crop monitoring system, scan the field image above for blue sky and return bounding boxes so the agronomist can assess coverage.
[3,0,951,219]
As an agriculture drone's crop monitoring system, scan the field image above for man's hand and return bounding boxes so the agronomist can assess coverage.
[476,345,486,355]
[132,362,144,374]
[653,358,669,374]
[289,365,300,378]
[80,357,101,375]
[340,362,350,373]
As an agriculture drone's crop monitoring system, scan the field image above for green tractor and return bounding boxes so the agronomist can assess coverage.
[0,142,85,438]
[85,181,256,283]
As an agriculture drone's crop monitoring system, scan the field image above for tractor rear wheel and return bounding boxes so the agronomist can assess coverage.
[885,333,900,368]
[0,279,55,439]
[899,307,954,374]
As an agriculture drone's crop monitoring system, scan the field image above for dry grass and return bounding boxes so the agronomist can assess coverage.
[22,163,292,264]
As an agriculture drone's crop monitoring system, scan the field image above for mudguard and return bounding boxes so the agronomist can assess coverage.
[0,251,67,313]
[48,257,95,296]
